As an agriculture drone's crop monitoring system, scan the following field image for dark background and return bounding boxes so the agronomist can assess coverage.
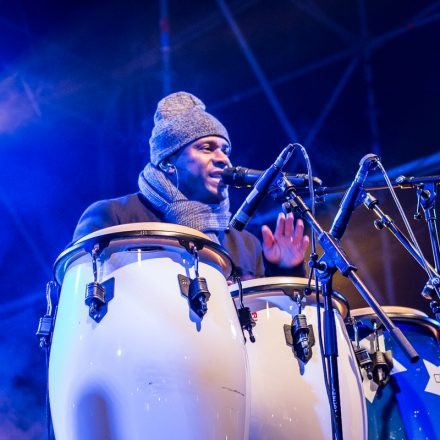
[1,0,439,437]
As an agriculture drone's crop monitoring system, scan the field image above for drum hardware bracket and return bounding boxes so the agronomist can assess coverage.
[178,274,191,297]
[36,280,59,440]
[346,317,374,380]
[353,345,373,381]
[371,349,393,386]
[237,307,256,343]
[284,313,315,363]
[179,239,205,254]
[36,280,60,349]
[178,244,211,318]
[234,275,256,343]
[178,274,211,319]
[85,244,107,322]
[280,287,302,301]
[371,320,394,386]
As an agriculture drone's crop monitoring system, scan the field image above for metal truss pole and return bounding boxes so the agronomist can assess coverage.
[305,57,359,146]
[216,0,299,141]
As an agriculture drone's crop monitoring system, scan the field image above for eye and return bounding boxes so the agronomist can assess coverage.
[222,145,232,156]
[197,144,212,152]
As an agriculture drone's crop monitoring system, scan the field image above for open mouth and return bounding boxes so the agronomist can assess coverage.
[209,173,222,181]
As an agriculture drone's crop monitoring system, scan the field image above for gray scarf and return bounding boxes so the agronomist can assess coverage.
[138,163,231,243]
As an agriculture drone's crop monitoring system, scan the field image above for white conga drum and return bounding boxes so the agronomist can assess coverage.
[50,223,249,440]
[230,277,368,440]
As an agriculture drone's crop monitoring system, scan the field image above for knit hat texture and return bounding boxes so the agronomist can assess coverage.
[149,91,230,165]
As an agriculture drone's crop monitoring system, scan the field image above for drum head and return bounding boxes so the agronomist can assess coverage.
[55,222,234,283]
[229,276,350,319]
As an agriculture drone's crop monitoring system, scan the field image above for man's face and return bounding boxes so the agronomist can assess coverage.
[171,136,231,204]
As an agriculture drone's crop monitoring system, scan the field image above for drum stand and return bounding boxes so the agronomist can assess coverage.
[276,175,419,440]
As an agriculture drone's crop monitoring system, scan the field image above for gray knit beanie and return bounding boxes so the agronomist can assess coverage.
[149,91,230,165]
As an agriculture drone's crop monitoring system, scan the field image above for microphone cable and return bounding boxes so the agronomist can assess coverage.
[376,160,440,299]
[293,143,338,433]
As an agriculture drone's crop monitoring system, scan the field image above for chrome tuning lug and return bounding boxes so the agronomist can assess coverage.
[371,320,394,387]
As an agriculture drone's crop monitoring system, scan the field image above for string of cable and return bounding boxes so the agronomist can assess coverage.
[377,160,437,286]
[293,143,337,431]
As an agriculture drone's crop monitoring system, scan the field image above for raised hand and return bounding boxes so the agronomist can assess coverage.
[262,212,309,268]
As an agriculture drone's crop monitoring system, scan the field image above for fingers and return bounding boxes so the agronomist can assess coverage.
[293,218,305,245]
[274,212,286,239]
[301,234,310,253]
[261,224,274,250]
[285,212,294,238]
[275,212,302,240]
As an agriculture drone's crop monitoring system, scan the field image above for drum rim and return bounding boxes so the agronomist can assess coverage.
[55,223,235,283]
[229,276,350,319]
[351,306,440,341]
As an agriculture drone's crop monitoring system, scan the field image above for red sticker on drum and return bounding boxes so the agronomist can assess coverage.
[252,311,258,322]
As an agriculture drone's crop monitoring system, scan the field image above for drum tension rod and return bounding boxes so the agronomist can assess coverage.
[178,242,211,319]
[235,276,256,343]
[85,243,106,322]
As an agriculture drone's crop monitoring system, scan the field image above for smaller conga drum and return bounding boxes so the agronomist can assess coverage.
[49,223,249,440]
[230,277,368,440]
[351,306,440,440]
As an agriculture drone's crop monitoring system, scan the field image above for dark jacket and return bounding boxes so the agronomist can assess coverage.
[73,192,304,279]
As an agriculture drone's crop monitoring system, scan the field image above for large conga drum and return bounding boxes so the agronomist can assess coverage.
[351,306,440,440]
[49,223,249,440]
[229,277,367,440]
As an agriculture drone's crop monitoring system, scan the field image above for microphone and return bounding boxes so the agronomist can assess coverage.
[329,153,379,240]
[221,166,322,188]
[230,145,295,231]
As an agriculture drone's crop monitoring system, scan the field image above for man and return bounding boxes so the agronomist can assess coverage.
[73,91,309,279]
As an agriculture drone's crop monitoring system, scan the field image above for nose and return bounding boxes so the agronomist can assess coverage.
[213,148,230,168]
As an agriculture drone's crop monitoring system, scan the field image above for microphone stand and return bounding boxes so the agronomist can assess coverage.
[277,175,419,440]
[417,182,440,272]
[293,176,440,321]
[294,174,440,199]
[362,191,440,304]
